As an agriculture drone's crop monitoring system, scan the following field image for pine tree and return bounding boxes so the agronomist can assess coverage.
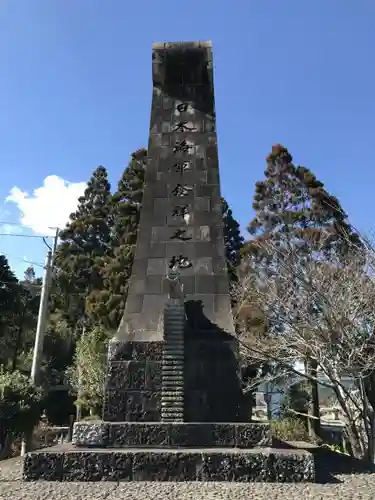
[245,144,361,263]
[86,149,147,330]
[53,166,113,332]
[221,197,244,303]
[0,255,20,367]
[244,144,362,436]
[222,197,244,282]
[10,267,42,372]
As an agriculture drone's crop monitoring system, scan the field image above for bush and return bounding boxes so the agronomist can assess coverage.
[65,326,109,416]
[280,381,311,420]
[81,414,101,422]
[0,370,43,458]
[271,417,312,443]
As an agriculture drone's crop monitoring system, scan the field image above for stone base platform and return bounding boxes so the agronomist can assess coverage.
[23,444,315,482]
[72,421,271,449]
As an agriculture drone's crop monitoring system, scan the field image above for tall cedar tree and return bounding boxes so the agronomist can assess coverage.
[86,149,147,330]
[221,197,244,298]
[53,166,113,332]
[0,255,20,367]
[10,268,42,372]
[245,144,361,261]
[244,144,361,435]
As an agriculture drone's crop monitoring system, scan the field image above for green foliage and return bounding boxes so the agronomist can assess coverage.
[86,149,147,330]
[244,143,361,263]
[270,417,311,443]
[65,327,110,416]
[0,258,41,372]
[221,197,244,302]
[0,255,20,367]
[0,370,43,437]
[53,166,113,331]
[281,381,311,419]
[81,414,101,422]
[321,443,349,455]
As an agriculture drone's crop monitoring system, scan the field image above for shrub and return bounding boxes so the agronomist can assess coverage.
[65,326,109,416]
[270,417,311,443]
[0,369,43,458]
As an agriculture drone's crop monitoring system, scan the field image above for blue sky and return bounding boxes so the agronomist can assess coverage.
[0,0,374,278]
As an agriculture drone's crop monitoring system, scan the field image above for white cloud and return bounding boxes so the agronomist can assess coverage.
[6,175,87,236]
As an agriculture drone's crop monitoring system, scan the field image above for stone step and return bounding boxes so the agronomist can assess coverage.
[161,398,184,403]
[23,444,315,482]
[164,318,185,325]
[73,422,272,449]
[160,410,184,417]
[162,370,184,376]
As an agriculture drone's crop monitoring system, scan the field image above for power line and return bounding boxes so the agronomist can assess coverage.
[0,233,52,239]
[8,256,45,268]
[0,221,59,230]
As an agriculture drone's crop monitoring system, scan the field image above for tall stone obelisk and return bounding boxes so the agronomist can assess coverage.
[103,42,240,423]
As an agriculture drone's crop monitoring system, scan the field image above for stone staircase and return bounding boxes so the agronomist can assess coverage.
[161,301,185,422]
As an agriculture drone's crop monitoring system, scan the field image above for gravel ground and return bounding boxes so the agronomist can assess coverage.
[1,456,375,500]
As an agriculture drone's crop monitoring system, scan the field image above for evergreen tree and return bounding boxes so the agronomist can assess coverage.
[222,197,244,290]
[53,166,113,332]
[0,255,20,368]
[245,144,361,263]
[10,267,42,372]
[86,149,147,330]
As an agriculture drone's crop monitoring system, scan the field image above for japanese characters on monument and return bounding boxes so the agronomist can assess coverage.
[168,101,198,270]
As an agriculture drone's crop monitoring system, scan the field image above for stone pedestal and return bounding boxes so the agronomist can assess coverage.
[23,422,315,482]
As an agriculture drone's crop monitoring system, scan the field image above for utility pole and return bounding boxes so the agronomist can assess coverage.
[21,228,59,457]
[30,249,53,385]
[30,228,59,385]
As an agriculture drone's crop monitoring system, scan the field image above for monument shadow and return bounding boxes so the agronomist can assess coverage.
[184,299,242,422]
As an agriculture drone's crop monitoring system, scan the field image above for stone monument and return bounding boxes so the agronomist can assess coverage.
[23,41,315,483]
[103,39,241,425]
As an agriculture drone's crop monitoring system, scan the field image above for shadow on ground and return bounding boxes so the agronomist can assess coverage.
[274,439,375,484]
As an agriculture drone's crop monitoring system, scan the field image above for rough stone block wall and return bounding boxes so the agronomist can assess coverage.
[103,341,163,422]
